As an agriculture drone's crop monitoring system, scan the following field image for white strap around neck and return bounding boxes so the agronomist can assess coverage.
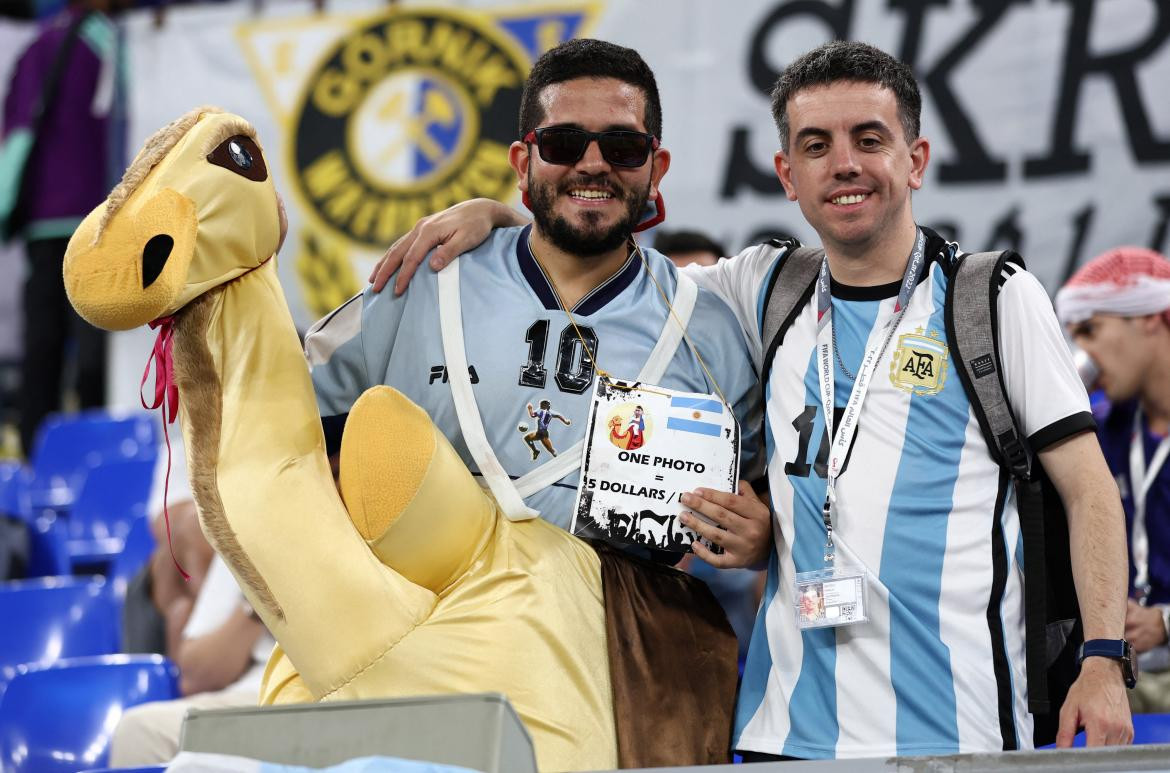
[437,261,698,521]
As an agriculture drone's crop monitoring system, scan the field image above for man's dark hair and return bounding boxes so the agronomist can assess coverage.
[653,230,727,260]
[771,41,921,150]
[519,38,663,139]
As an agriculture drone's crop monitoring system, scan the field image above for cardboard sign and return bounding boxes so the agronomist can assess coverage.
[571,377,740,553]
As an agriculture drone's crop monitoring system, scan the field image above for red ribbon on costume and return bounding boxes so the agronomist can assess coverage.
[140,315,190,581]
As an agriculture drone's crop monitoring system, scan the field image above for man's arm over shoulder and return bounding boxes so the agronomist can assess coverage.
[688,285,765,482]
[680,241,792,366]
[997,266,1132,746]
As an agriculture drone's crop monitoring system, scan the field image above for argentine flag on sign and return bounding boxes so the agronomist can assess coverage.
[667,396,725,437]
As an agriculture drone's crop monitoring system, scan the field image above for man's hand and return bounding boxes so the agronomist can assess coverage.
[679,481,772,569]
[369,198,530,294]
[1055,658,1133,747]
[1126,599,1169,653]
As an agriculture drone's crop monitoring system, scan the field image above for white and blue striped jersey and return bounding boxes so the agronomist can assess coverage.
[306,225,762,531]
[686,230,1093,759]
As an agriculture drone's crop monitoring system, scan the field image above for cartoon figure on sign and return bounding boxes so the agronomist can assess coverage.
[606,403,653,450]
[523,399,571,460]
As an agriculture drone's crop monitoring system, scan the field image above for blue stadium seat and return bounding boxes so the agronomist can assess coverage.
[24,512,70,577]
[66,458,157,572]
[0,461,29,518]
[107,515,156,599]
[1133,713,1170,744]
[0,654,179,773]
[26,412,158,514]
[0,576,119,695]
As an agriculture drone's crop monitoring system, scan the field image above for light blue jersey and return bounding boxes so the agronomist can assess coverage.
[686,230,1093,759]
[306,225,761,532]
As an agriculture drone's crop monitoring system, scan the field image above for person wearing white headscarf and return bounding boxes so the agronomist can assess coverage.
[1057,246,1170,713]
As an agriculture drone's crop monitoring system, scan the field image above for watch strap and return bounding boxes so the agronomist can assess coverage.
[1080,639,1127,660]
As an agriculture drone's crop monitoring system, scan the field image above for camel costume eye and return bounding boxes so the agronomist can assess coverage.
[207,135,267,182]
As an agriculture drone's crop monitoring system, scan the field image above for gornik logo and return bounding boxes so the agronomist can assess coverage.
[292,9,528,248]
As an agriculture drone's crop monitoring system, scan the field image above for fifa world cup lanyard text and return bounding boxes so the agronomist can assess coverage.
[794,230,926,631]
[1130,407,1170,604]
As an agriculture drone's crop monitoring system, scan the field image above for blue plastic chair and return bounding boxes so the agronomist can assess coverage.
[107,515,156,599]
[67,458,157,572]
[0,654,179,773]
[24,512,70,577]
[0,576,119,695]
[1133,713,1170,744]
[26,412,159,513]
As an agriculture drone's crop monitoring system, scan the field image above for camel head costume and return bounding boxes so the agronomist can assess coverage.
[63,108,736,771]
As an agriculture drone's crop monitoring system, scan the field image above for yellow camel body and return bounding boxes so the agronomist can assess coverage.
[62,108,616,771]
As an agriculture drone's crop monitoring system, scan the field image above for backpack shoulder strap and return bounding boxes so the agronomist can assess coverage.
[760,240,822,385]
[944,249,1031,479]
[945,249,1065,719]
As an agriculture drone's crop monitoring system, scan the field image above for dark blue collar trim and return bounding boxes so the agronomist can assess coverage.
[515,224,642,316]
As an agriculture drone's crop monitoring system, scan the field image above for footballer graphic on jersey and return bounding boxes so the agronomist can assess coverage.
[521,398,572,461]
[890,327,950,396]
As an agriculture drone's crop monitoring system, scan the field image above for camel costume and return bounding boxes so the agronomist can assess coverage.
[63,108,736,771]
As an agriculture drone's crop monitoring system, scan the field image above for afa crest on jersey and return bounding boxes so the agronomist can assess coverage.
[890,328,949,396]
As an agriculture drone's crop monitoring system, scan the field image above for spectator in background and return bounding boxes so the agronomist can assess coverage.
[653,228,726,268]
[1058,246,1170,713]
[1,0,125,457]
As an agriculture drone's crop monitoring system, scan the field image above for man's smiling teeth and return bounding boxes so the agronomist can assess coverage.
[570,189,613,200]
[832,193,867,205]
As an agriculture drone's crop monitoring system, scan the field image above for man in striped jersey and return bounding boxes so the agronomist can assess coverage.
[373,40,1133,760]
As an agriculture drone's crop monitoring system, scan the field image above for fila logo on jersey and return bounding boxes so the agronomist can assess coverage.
[890,328,950,396]
[429,365,480,385]
[291,9,528,249]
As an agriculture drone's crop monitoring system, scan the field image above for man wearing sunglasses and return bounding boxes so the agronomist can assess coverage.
[305,38,770,569]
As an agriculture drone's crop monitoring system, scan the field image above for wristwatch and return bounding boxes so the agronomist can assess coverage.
[1078,639,1138,688]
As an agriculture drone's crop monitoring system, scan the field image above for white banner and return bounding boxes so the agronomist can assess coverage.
[110,0,1170,326]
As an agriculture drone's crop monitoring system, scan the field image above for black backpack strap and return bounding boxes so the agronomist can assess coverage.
[945,250,1031,479]
[945,249,1060,719]
[760,241,821,386]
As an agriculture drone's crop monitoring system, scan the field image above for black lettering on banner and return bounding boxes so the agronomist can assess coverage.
[518,320,598,394]
[721,128,786,198]
[1058,204,1095,284]
[1025,0,1170,177]
[722,0,854,198]
[1150,195,1170,254]
[987,206,1024,254]
[896,0,1029,183]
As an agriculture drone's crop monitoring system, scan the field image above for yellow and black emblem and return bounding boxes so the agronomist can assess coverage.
[890,327,949,396]
[290,9,529,249]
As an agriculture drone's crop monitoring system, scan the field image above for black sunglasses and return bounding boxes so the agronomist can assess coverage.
[523,127,660,168]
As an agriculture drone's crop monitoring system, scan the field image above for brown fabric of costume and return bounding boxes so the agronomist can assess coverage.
[593,541,738,768]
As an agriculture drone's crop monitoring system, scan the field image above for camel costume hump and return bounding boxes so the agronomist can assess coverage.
[64,108,736,772]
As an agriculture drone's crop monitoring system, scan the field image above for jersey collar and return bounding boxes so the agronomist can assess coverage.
[516,225,642,316]
[828,226,946,300]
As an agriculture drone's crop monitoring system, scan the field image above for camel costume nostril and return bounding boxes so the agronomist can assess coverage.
[64,107,738,771]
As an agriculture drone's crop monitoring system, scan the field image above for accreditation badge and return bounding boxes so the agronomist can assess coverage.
[793,565,869,629]
[571,377,740,553]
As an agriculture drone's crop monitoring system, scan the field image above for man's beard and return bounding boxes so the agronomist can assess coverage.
[528,172,648,257]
